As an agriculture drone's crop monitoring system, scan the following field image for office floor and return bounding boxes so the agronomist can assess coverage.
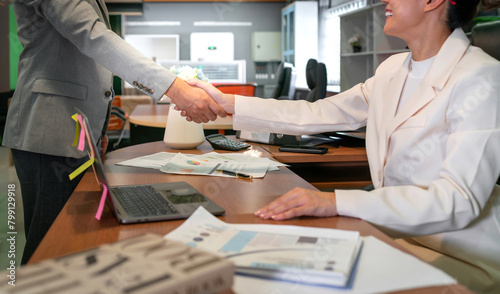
[0,146,25,268]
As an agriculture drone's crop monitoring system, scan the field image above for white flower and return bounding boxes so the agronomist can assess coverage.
[169,65,209,82]
[348,34,362,46]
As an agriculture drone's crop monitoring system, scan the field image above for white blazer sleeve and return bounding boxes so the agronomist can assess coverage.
[233,79,372,135]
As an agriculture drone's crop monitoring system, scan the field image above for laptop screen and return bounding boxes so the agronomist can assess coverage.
[73,109,225,223]
[77,110,112,191]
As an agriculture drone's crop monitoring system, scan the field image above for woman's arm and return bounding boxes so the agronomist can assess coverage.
[187,78,372,135]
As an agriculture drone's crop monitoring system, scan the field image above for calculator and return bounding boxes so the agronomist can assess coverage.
[206,134,251,151]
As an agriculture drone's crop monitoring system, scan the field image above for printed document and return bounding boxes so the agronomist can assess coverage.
[165,207,457,293]
[116,152,286,173]
[165,207,362,287]
[116,152,176,169]
[160,153,269,179]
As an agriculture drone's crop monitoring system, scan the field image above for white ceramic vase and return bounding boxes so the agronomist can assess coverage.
[163,103,205,149]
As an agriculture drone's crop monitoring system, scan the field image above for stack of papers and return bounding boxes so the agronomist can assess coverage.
[166,207,363,288]
[165,207,457,292]
[0,233,234,293]
[116,151,287,179]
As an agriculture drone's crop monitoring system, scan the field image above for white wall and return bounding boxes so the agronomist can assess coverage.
[124,2,284,87]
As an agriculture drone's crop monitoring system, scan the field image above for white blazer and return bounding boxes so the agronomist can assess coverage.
[233,29,500,291]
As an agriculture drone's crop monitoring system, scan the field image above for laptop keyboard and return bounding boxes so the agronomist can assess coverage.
[111,186,179,217]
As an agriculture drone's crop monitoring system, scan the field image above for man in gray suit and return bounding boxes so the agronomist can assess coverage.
[3,0,226,264]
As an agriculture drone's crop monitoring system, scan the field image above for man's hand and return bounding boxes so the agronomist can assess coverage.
[166,78,227,123]
[255,187,338,220]
[100,135,108,156]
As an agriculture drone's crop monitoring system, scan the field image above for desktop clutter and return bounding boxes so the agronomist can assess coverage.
[0,112,359,294]
[0,112,457,294]
[0,234,234,294]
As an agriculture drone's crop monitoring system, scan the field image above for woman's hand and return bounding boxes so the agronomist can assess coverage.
[185,79,235,114]
[255,187,338,220]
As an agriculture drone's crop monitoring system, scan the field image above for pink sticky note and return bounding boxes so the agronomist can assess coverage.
[77,115,85,151]
[95,183,108,221]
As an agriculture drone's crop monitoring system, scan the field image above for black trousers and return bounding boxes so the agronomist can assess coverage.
[11,149,88,264]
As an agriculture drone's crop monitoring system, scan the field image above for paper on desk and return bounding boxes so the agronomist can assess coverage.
[196,151,287,171]
[165,206,362,287]
[160,153,269,178]
[115,151,286,171]
[165,207,456,293]
[116,152,177,169]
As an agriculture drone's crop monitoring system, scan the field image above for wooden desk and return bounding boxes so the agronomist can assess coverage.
[258,143,372,189]
[28,141,469,293]
[128,104,233,145]
[129,104,233,129]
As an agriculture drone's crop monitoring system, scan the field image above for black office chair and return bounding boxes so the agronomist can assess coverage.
[272,62,296,100]
[304,59,328,102]
[470,19,500,60]
[470,20,500,184]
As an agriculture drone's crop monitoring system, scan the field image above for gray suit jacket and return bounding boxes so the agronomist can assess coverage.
[3,0,176,158]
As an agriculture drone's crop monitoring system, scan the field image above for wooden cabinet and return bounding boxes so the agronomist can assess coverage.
[340,2,408,91]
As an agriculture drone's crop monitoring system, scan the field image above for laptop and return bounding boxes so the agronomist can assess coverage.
[332,127,366,140]
[76,110,225,224]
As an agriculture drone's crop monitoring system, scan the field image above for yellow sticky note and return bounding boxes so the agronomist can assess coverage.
[69,157,95,180]
[72,113,80,147]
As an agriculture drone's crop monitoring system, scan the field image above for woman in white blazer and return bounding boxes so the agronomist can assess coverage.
[189,0,500,292]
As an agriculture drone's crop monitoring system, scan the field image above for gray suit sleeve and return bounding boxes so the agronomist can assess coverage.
[24,0,176,101]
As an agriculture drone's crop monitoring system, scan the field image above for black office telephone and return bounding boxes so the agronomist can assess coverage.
[206,134,251,151]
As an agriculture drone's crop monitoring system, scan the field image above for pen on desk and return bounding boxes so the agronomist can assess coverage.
[216,169,253,180]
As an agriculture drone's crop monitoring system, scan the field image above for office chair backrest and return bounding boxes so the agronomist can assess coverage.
[304,59,327,102]
[305,59,318,90]
[470,20,500,185]
[471,20,500,61]
[272,62,296,99]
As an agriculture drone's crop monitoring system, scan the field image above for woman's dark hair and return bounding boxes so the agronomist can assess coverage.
[481,0,500,10]
[447,0,500,30]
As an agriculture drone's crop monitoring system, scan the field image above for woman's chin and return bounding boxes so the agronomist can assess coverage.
[383,26,397,38]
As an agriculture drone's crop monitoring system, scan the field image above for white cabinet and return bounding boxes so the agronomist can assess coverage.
[252,31,282,62]
[340,2,408,91]
[282,1,318,89]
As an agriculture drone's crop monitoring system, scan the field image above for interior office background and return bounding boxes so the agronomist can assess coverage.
[2,0,500,99]
[119,0,359,96]
[0,0,498,269]
[0,0,366,134]
[0,0,350,270]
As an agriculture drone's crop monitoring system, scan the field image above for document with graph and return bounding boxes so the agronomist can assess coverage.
[159,153,269,178]
[116,151,286,172]
[165,207,363,288]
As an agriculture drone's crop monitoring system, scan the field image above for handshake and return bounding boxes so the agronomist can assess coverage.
[165,78,236,124]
